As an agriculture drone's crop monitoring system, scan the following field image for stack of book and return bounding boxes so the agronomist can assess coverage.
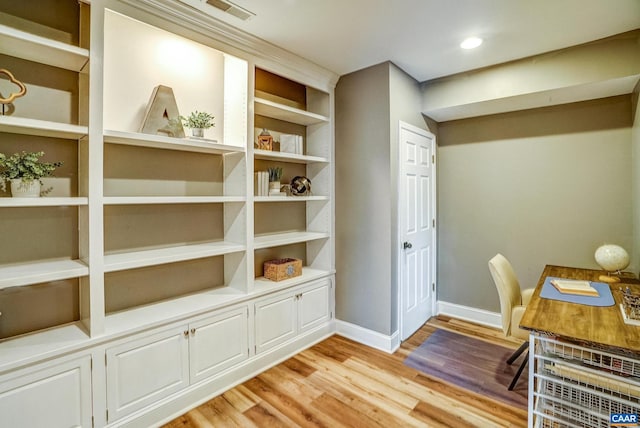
[255,172,285,197]
[255,171,269,196]
[550,279,599,297]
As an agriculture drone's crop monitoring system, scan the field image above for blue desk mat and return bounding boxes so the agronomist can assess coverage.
[540,276,614,307]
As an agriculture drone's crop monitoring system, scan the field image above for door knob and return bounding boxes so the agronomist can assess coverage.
[403,241,412,249]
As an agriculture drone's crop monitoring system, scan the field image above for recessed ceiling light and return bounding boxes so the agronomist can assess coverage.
[460,37,483,50]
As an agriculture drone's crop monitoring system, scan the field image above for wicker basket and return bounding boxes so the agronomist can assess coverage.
[264,258,302,281]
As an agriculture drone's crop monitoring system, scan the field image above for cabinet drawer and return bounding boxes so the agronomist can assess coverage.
[0,355,92,428]
[190,306,249,383]
[106,326,189,422]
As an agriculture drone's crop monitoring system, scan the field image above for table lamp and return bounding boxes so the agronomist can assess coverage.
[594,244,630,283]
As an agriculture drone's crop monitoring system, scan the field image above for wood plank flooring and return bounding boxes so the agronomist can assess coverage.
[163,316,528,427]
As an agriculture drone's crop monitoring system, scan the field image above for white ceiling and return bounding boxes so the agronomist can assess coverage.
[196,0,640,82]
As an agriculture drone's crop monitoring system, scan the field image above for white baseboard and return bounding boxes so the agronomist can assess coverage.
[334,319,400,353]
[437,301,501,329]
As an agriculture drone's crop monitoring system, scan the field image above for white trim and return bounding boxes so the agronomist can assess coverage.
[334,319,400,354]
[117,0,339,90]
[437,301,501,329]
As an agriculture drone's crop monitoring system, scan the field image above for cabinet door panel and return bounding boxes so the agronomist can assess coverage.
[299,280,331,333]
[255,293,297,354]
[0,356,92,428]
[106,326,189,422]
[190,306,249,383]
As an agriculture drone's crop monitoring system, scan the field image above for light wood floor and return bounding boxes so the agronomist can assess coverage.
[163,316,528,427]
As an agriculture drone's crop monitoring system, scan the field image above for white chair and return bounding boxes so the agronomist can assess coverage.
[488,253,535,390]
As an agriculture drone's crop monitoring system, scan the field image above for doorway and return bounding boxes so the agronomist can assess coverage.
[398,121,437,340]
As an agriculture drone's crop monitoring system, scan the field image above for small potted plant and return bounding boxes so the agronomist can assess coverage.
[268,166,283,195]
[0,151,62,197]
[180,110,215,138]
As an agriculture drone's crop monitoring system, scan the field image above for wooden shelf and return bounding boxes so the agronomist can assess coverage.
[103,269,333,339]
[0,322,90,373]
[0,259,89,290]
[103,196,245,205]
[0,23,89,72]
[253,149,328,164]
[0,197,88,207]
[104,130,246,155]
[254,196,328,202]
[103,241,246,272]
[0,115,88,139]
[254,97,329,126]
[103,286,246,337]
[253,231,329,249]
[253,267,333,291]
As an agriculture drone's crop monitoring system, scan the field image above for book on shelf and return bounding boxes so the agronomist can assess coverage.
[550,279,599,297]
[255,171,269,196]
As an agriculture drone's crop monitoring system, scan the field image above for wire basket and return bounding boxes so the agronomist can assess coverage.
[534,336,640,428]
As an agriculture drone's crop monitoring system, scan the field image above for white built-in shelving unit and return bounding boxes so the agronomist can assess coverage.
[0,0,335,426]
[0,0,91,351]
[252,67,334,286]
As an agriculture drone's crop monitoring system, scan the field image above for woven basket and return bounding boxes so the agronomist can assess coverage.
[264,258,302,281]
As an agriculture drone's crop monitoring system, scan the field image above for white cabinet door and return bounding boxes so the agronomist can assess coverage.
[189,306,249,383]
[0,355,92,428]
[106,326,189,422]
[298,279,331,334]
[255,292,297,354]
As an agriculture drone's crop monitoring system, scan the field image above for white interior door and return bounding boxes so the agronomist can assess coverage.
[399,122,436,340]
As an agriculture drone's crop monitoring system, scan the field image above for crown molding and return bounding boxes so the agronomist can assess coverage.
[117,0,339,90]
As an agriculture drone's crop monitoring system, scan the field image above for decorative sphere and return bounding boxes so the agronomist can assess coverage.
[594,244,630,272]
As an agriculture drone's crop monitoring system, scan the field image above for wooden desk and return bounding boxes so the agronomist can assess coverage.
[522,265,640,428]
[520,264,640,352]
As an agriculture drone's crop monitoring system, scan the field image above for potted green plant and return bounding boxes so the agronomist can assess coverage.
[268,166,283,195]
[0,151,62,197]
[180,110,215,138]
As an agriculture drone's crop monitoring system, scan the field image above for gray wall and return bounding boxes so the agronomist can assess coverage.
[437,96,634,312]
[336,63,392,335]
[335,62,427,335]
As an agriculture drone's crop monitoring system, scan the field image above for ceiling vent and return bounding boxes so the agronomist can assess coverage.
[205,0,255,21]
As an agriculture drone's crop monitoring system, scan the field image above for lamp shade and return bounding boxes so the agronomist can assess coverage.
[594,244,630,272]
